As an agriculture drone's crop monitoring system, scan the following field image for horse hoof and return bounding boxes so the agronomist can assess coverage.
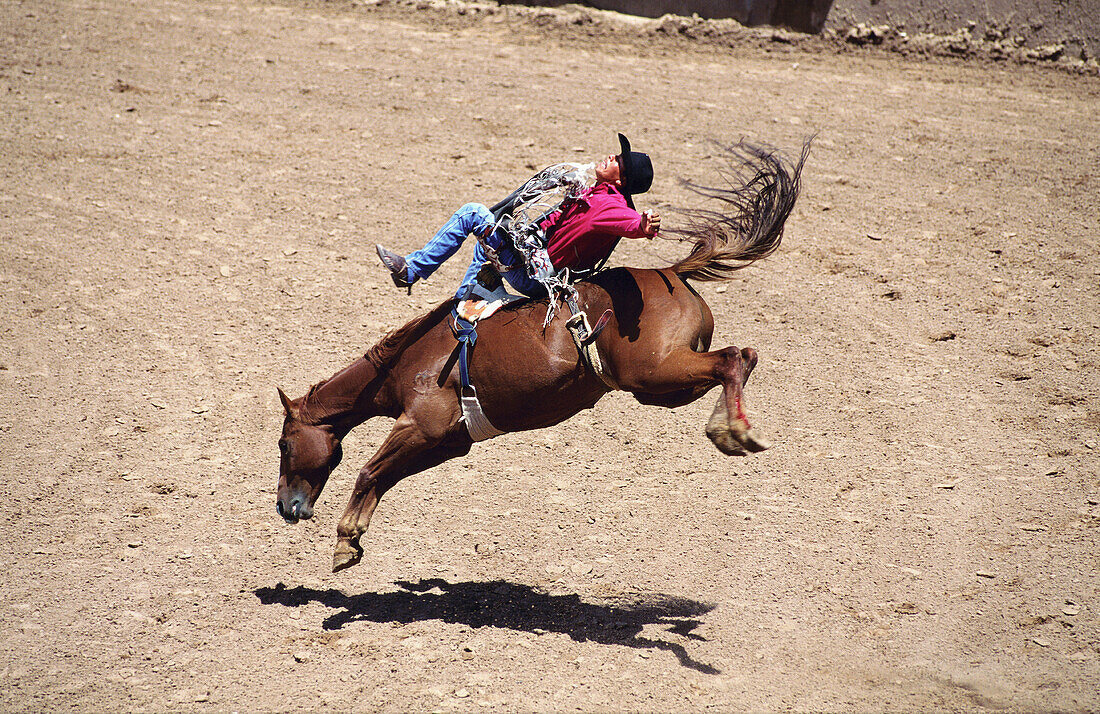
[332,540,363,573]
[706,417,770,456]
[741,428,771,453]
[706,424,748,456]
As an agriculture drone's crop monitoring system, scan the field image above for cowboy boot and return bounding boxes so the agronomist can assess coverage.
[376,244,415,294]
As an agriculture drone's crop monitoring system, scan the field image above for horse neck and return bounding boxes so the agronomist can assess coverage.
[300,357,387,435]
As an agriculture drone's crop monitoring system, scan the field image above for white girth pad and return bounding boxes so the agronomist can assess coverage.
[460,386,505,442]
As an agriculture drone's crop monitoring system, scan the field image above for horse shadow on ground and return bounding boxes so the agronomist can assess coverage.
[255,578,719,674]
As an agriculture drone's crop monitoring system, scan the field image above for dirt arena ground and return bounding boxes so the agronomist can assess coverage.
[2,0,1098,710]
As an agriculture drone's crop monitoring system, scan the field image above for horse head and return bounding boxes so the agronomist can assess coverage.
[275,387,343,523]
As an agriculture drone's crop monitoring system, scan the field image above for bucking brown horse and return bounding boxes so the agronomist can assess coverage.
[277,141,807,572]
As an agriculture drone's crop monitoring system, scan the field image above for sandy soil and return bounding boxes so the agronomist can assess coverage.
[2,0,1099,710]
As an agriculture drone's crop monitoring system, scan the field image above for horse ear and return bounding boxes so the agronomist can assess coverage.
[277,387,297,418]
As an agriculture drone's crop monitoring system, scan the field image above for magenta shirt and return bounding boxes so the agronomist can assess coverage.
[540,183,646,272]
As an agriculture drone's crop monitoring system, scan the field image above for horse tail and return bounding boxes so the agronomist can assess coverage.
[669,139,810,282]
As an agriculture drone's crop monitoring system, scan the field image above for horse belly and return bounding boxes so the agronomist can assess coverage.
[468,325,603,432]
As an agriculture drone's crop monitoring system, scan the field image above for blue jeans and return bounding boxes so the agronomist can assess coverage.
[405,203,544,299]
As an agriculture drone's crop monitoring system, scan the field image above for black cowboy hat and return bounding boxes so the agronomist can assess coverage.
[617,133,653,210]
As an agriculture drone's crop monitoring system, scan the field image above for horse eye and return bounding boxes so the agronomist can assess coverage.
[278,439,289,454]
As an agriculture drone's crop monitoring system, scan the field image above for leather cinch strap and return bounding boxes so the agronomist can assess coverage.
[452,314,478,391]
[450,310,505,442]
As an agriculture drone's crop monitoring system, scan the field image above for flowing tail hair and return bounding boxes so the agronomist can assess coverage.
[668,139,810,282]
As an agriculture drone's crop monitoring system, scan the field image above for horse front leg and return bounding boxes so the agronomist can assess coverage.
[333,415,471,572]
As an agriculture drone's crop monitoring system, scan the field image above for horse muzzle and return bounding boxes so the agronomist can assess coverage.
[276,494,314,524]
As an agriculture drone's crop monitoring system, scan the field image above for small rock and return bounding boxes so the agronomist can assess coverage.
[454,688,469,699]
[1028,44,1065,61]
[127,541,143,548]
[570,562,592,576]
[1031,637,1051,647]
[1062,602,1080,616]
[293,651,310,663]
[976,571,996,579]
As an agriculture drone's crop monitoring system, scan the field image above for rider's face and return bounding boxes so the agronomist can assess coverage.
[595,154,623,186]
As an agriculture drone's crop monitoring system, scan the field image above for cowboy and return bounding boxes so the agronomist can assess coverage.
[376,133,659,298]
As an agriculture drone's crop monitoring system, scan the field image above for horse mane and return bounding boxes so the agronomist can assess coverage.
[364,298,456,371]
[667,139,810,282]
[297,363,364,424]
[291,300,454,424]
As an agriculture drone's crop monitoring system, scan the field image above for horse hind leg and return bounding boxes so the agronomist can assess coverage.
[705,347,770,456]
[634,349,756,408]
[618,344,768,455]
[740,347,758,386]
